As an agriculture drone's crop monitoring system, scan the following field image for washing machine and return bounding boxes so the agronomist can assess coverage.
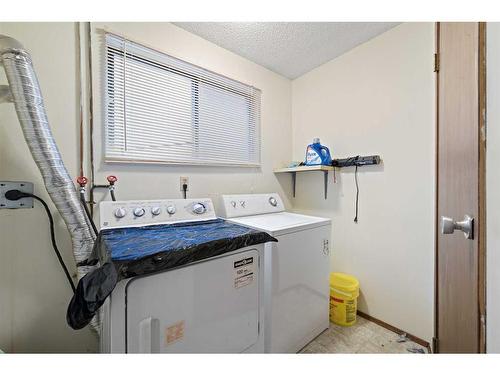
[96,198,274,353]
[220,193,331,353]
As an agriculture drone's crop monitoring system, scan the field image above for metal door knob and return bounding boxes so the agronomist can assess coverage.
[441,215,474,239]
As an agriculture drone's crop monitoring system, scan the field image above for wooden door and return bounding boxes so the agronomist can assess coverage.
[435,22,486,353]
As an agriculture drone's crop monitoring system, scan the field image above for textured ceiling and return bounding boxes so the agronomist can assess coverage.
[174,22,400,79]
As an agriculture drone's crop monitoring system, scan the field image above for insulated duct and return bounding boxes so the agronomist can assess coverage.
[0,35,98,331]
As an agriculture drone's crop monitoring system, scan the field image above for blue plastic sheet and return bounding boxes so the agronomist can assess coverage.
[67,219,277,329]
[102,218,269,261]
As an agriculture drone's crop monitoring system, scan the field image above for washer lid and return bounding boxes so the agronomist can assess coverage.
[227,212,331,236]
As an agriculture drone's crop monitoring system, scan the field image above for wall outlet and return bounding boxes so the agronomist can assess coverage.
[180,176,189,191]
[0,181,34,209]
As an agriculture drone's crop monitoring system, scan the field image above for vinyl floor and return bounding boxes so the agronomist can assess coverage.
[300,316,429,354]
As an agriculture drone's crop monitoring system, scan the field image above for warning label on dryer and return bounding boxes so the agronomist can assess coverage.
[233,257,254,289]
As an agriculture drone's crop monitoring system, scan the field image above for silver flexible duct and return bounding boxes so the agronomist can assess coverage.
[0,35,99,331]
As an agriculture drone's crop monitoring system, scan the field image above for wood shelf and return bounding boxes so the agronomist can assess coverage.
[274,165,334,199]
[273,165,334,173]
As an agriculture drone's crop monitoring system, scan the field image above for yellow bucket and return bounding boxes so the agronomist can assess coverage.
[329,273,360,326]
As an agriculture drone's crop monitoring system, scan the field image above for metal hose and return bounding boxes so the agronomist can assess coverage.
[0,35,99,332]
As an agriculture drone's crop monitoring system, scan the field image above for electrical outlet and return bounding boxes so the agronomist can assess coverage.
[180,176,189,191]
[0,181,34,209]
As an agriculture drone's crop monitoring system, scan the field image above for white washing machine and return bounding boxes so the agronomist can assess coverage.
[98,198,266,353]
[220,193,332,353]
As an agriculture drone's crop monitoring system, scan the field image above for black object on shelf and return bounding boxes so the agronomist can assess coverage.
[332,155,380,168]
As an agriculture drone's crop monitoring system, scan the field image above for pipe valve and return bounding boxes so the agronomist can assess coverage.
[77,176,88,187]
[106,175,117,189]
[77,176,88,193]
[106,175,118,201]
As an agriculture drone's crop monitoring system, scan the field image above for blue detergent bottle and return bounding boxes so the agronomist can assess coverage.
[305,138,332,166]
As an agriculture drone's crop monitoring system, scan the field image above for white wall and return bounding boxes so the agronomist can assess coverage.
[290,23,435,342]
[487,22,500,353]
[0,22,292,352]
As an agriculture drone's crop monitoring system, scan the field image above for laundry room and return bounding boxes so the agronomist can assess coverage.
[1,2,499,370]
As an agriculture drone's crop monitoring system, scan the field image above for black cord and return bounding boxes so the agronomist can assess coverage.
[91,184,117,201]
[5,190,76,293]
[354,165,359,223]
[182,184,188,199]
[33,194,77,293]
[90,184,108,195]
[79,191,98,236]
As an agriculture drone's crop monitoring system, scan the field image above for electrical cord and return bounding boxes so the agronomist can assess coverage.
[354,165,359,223]
[331,154,380,223]
[182,183,188,199]
[5,189,76,293]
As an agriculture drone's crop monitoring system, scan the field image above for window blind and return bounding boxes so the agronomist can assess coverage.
[105,33,261,166]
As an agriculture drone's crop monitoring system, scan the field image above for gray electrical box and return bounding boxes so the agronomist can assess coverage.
[0,181,34,209]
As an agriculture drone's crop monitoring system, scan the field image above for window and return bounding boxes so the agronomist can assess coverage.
[105,33,261,166]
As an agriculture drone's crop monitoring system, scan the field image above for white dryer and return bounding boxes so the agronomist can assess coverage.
[98,198,268,353]
[220,193,331,353]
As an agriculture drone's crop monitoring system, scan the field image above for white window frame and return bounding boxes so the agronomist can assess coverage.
[104,33,262,167]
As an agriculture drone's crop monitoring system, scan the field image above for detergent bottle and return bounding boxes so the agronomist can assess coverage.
[305,138,332,166]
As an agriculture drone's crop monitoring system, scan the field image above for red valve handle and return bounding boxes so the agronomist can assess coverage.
[107,175,118,184]
[76,176,88,186]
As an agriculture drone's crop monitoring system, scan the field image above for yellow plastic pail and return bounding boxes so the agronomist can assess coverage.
[329,273,360,326]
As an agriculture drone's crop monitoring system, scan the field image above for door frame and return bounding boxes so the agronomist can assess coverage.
[434,22,487,353]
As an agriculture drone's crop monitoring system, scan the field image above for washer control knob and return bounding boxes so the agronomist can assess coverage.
[269,197,278,207]
[151,206,161,216]
[133,207,146,217]
[193,203,206,214]
[240,200,246,208]
[231,201,237,208]
[114,207,127,218]
[166,205,176,215]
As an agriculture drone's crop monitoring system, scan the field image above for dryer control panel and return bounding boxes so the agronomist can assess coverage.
[220,193,285,218]
[99,198,216,229]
